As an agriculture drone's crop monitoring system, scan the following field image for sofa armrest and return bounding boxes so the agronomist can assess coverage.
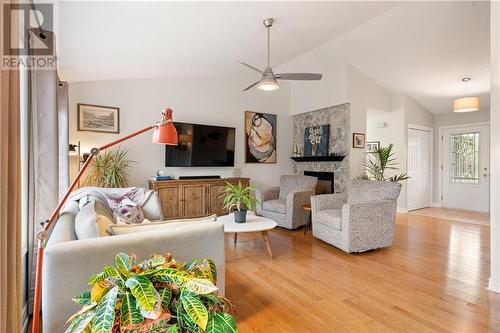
[42,222,225,333]
[311,193,347,215]
[255,186,279,212]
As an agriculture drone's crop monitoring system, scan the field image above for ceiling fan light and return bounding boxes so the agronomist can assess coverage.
[257,78,279,91]
[453,96,480,113]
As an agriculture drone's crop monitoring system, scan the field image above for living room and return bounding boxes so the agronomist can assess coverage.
[1,1,500,332]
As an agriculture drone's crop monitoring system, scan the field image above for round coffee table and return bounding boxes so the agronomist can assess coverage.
[217,213,277,258]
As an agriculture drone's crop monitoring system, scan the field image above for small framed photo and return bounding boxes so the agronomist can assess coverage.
[78,103,120,133]
[352,133,366,148]
[367,141,380,153]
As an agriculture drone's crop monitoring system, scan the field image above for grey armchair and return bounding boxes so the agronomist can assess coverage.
[311,180,401,253]
[256,175,317,229]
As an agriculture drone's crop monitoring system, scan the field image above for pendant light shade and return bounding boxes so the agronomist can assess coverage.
[152,107,178,145]
[257,77,279,91]
[453,77,479,113]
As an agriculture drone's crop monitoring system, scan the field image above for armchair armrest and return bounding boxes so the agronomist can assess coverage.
[311,193,347,215]
[255,186,279,213]
[287,189,315,214]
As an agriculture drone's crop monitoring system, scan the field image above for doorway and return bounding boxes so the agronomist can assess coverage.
[441,124,490,213]
[407,127,432,211]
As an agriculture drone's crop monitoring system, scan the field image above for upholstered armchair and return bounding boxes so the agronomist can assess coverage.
[256,175,317,229]
[311,180,402,253]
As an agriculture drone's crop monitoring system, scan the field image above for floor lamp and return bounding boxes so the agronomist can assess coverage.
[31,107,178,333]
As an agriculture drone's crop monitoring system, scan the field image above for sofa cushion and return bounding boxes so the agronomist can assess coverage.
[263,199,286,214]
[108,214,217,235]
[107,196,145,224]
[75,200,115,239]
[315,209,342,231]
[279,175,317,200]
[142,191,163,221]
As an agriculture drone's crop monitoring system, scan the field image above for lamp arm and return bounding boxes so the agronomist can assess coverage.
[31,121,161,333]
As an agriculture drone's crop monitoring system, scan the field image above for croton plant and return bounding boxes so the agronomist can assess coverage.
[65,252,237,333]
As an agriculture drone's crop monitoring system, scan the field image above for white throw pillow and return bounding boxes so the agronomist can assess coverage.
[75,200,115,239]
[108,214,217,235]
[141,191,163,221]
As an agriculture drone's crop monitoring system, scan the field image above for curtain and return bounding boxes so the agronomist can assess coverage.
[27,29,69,311]
[0,4,23,333]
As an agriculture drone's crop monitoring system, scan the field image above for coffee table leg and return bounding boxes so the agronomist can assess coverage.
[234,233,237,244]
[261,231,273,258]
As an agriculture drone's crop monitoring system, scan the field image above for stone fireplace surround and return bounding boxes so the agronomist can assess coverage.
[292,103,350,194]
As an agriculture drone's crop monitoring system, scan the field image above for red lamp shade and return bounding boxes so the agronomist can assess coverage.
[152,107,178,145]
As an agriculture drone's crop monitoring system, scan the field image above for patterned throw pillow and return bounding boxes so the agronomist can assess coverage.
[107,196,145,224]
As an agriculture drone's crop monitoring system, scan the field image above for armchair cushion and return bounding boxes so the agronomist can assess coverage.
[262,199,286,214]
[75,200,114,239]
[316,209,342,231]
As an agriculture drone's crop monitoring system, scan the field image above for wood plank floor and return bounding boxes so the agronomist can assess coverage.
[225,212,500,333]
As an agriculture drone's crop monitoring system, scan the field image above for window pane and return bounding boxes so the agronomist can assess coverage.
[450,132,479,183]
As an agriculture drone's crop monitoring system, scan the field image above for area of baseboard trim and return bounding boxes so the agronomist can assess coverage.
[488,278,500,293]
[431,202,442,208]
[397,207,409,213]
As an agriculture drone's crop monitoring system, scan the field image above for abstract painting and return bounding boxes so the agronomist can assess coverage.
[304,124,329,156]
[245,111,277,163]
[78,103,120,133]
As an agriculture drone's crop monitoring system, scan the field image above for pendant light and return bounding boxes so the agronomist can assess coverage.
[453,77,480,113]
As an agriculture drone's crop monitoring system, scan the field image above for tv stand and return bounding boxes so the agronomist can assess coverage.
[149,177,250,219]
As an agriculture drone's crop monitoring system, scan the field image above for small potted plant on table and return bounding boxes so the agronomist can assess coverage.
[222,181,256,223]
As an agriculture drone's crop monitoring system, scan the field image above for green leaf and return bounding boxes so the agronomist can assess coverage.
[120,291,143,327]
[88,266,121,285]
[125,276,158,311]
[183,258,198,271]
[158,287,172,310]
[185,279,218,295]
[166,324,179,333]
[214,312,237,333]
[72,291,92,305]
[140,255,166,270]
[65,310,95,333]
[180,290,209,330]
[92,286,118,333]
[207,259,217,284]
[115,252,131,274]
[153,268,190,285]
[205,314,224,333]
[91,281,110,303]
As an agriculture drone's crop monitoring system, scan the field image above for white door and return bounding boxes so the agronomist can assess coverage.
[442,125,489,213]
[407,128,431,211]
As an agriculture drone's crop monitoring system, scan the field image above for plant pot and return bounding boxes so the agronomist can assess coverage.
[233,209,248,223]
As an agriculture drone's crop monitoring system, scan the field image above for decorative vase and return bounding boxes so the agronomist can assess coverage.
[234,209,248,223]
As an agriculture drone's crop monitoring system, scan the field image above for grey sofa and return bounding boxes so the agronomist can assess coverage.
[311,180,401,253]
[42,193,224,333]
[256,175,317,229]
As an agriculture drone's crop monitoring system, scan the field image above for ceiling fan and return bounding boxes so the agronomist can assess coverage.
[240,18,322,92]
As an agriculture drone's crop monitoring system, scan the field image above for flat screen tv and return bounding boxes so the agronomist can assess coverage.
[165,122,235,167]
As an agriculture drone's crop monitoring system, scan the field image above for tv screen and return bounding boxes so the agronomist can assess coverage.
[165,122,235,167]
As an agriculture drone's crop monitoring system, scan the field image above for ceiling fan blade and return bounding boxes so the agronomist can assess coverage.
[239,62,263,73]
[275,73,322,80]
[243,80,261,91]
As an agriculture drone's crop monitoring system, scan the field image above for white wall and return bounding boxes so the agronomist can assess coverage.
[489,0,500,293]
[68,74,294,189]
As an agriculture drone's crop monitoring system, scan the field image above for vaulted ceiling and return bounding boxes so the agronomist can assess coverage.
[57,1,490,115]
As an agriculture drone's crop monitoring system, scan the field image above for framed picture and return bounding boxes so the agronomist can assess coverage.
[245,111,277,163]
[367,141,380,153]
[78,103,120,133]
[304,124,330,156]
[352,133,365,148]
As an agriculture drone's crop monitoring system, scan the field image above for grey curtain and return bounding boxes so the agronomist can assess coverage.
[27,29,69,310]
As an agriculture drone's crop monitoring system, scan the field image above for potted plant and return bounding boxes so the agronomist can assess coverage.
[356,143,409,182]
[65,252,237,333]
[222,181,256,223]
[83,147,133,188]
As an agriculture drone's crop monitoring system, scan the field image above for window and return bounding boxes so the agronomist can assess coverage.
[450,132,479,183]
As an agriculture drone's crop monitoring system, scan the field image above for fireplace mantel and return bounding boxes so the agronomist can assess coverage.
[290,155,345,162]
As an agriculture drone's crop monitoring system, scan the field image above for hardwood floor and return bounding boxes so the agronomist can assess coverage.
[409,207,490,226]
[225,212,500,332]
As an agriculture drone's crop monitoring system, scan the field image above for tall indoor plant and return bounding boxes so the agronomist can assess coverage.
[222,181,256,223]
[357,143,409,182]
[65,252,237,333]
[83,147,132,188]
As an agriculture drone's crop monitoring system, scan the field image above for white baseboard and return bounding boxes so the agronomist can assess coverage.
[432,202,442,208]
[397,207,408,214]
[488,278,500,293]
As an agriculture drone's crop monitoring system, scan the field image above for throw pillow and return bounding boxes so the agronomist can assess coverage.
[108,214,217,235]
[75,200,114,239]
[141,191,164,221]
[107,196,145,224]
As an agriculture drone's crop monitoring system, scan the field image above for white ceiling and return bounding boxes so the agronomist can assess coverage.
[57,1,490,115]
[56,1,399,82]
